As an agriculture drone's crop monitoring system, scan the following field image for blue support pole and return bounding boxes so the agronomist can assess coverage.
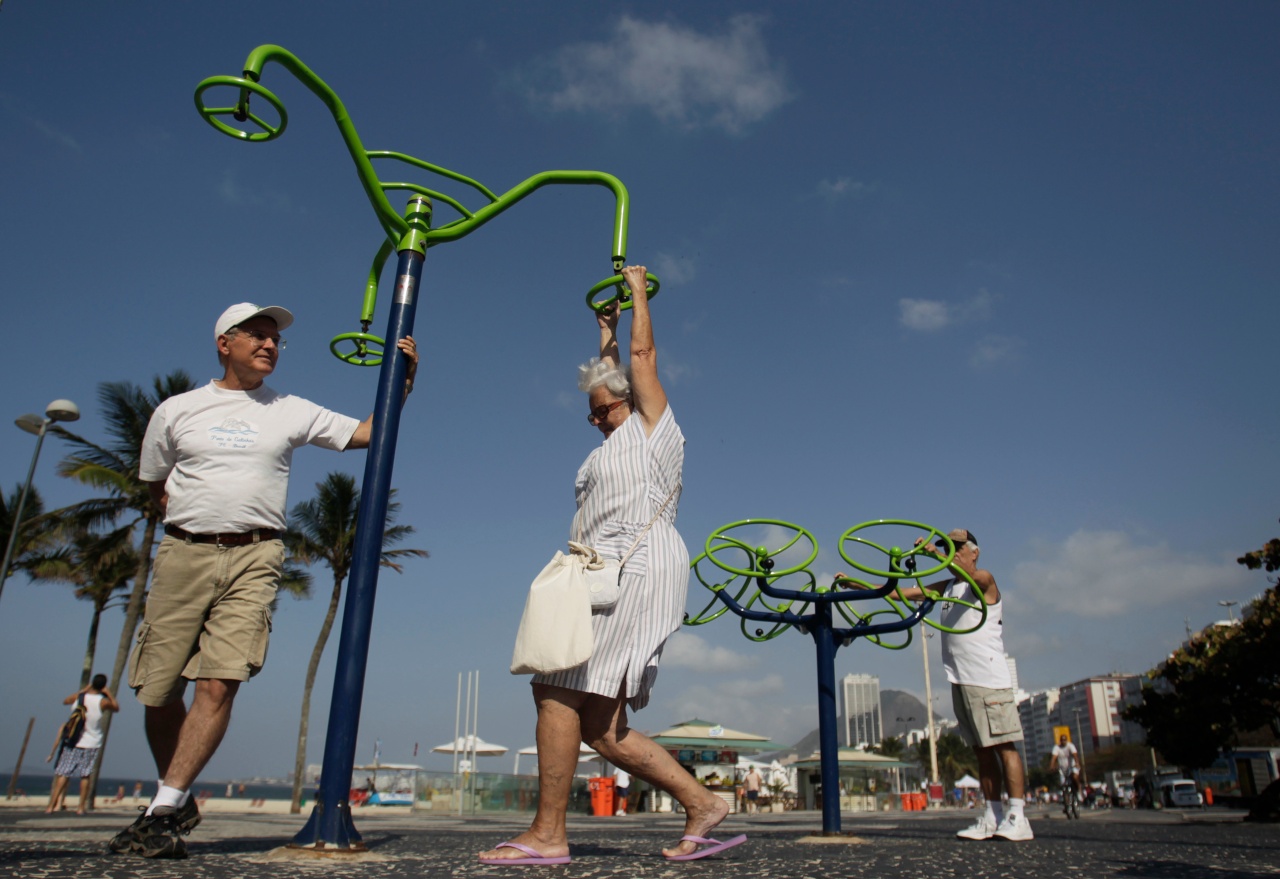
[810,601,843,834]
[292,207,426,849]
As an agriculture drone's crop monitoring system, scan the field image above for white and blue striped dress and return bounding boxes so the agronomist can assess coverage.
[534,405,688,710]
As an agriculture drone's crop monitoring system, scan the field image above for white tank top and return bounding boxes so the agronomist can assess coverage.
[938,578,1012,689]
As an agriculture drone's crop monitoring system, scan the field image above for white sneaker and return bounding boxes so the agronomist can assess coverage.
[955,815,997,840]
[994,813,1034,841]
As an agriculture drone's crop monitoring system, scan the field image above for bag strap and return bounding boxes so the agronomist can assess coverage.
[619,483,680,568]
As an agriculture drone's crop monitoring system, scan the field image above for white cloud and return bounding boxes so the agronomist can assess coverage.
[524,15,793,133]
[661,673,813,744]
[661,357,694,385]
[899,299,951,331]
[29,117,81,152]
[217,168,298,213]
[1013,529,1257,618]
[900,289,999,333]
[654,252,696,286]
[663,632,757,673]
[969,333,1024,367]
[816,177,872,202]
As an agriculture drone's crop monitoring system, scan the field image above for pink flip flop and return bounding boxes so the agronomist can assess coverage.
[478,841,571,866]
[664,833,748,861]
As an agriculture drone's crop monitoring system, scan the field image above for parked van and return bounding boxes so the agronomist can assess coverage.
[1158,779,1203,808]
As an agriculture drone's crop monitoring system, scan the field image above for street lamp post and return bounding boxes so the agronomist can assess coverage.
[1218,600,1239,623]
[1073,707,1089,785]
[0,399,79,607]
[921,628,939,788]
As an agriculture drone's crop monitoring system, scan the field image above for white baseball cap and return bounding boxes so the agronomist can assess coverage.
[215,302,294,339]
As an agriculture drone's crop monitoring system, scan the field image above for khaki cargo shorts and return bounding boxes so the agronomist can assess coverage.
[129,536,282,707]
[952,683,1024,749]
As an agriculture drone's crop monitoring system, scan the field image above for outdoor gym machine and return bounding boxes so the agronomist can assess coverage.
[194,44,661,851]
[684,519,988,834]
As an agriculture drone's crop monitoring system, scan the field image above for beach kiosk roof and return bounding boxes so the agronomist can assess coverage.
[788,748,915,770]
[650,718,785,752]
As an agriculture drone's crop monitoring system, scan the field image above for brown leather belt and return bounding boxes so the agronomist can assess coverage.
[165,524,281,546]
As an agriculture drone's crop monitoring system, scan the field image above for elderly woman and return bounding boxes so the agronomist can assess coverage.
[480,266,744,865]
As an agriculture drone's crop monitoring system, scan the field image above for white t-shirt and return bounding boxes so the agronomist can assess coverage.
[1052,742,1079,772]
[74,692,106,749]
[140,382,359,532]
[613,768,631,788]
[938,578,1013,689]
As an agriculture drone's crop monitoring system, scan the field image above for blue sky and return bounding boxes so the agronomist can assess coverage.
[1,2,1277,782]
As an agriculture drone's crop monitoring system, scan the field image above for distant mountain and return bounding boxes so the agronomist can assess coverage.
[882,690,928,738]
[789,689,929,754]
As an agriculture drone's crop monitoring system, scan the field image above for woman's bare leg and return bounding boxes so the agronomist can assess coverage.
[478,683,585,861]
[581,688,730,859]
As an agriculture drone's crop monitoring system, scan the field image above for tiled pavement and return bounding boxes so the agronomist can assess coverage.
[2,804,1275,878]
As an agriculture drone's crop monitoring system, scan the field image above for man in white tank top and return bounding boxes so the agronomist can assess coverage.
[842,528,1032,841]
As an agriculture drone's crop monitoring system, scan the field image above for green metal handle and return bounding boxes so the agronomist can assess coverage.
[195,45,636,263]
[586,272,661,313]
[194,76,288,142]
[837,520,956,579]
[330,332,385,366]
[704,519,818,579]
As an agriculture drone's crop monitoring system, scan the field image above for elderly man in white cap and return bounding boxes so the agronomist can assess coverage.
[840,528,1031,842]
[108,303,417,859]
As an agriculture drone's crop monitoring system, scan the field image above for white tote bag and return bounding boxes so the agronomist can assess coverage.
[509,548,595,675]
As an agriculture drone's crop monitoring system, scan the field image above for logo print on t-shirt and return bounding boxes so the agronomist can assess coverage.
[209,417,259,450]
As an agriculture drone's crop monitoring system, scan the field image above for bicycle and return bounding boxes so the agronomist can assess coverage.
[1059,770,1080,820]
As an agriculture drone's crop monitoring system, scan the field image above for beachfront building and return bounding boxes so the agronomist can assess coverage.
[1056,674,1143,755]
[840,673,882,749]
[1017,688,1061,770]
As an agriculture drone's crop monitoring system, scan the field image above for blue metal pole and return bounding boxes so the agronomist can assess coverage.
[292,216,425,849]
[812,600,843,834]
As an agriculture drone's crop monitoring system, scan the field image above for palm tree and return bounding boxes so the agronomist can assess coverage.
[934,732,979,789]
[25,526,138,688]
[49,372,196,796]
[1,482,49,579]
[283,472,427,813]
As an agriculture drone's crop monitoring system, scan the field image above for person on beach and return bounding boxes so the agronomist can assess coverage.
[46,674,119,814]
[841,528,1031,842]
[107,302,417,859]
[744,765,764,814]
[479,266,746,866]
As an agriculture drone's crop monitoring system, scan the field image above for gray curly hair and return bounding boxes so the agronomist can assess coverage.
[577,357,631,397]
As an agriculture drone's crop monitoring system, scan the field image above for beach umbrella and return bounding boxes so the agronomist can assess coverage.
[431,735,508,756]
[513,742,598,774]
[955,774,981,789]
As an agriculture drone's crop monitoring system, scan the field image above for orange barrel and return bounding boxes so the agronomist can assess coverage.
[588,777,615,816]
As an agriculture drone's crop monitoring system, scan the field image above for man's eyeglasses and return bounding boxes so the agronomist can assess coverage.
[228,328,286,350]
[587,400,628,424]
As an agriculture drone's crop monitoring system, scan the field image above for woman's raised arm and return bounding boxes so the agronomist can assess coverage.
[623,264,667,434]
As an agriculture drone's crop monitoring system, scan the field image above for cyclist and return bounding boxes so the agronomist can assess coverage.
[1050,734,1081,816]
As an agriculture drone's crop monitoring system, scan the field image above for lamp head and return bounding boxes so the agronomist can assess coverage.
[45,399,79,422]
[15,414,44,435]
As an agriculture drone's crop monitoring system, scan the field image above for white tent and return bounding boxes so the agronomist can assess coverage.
[512,742,598,775]
[431,735,508,756]
[955,774,981,789]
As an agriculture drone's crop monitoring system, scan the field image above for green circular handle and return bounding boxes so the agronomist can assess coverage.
[194,76,288,142]
[684,551,744,626]
[586,273,660,313]
[837,520,956,579]
[835,602,914,650]
[913,570,989,635]
[704,519,818,579]
[330,332,385,366]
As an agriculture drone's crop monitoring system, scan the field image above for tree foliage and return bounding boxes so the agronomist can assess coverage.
[1125,522,1280,769]
[283,472,428,813]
